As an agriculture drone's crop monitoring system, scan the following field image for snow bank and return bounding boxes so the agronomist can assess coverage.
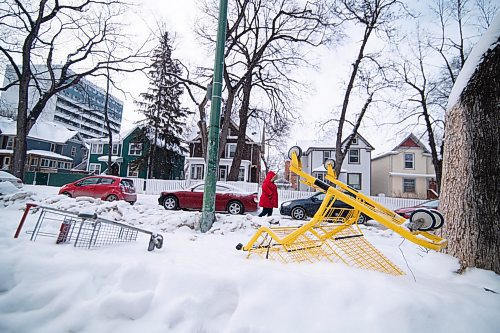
[447,14,500,109]
[0,185,499,333]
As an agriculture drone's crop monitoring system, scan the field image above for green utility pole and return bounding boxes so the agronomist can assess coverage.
[200,0,229,233]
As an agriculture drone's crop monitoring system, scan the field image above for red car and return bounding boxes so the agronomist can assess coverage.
[394,199,439,219]
[59,176,137,204]
[158,182,258,215]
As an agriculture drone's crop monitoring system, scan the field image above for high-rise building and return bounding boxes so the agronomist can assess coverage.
[1,65,123,139]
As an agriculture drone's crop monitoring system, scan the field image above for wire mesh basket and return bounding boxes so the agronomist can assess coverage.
[15,204,163,252]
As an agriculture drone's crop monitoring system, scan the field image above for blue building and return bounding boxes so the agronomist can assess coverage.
[0,116,87,172]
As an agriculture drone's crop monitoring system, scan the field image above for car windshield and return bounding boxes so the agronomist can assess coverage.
[189,183,246,194]
[420,200,439,208]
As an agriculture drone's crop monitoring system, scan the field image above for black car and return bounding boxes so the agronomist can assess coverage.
[280,192,368,223]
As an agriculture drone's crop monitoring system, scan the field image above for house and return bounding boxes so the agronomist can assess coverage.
[86,126,185,179]
[371,133,437,199]
[186,122,261,182]
[0,116,87,172]
[295,133,374,195]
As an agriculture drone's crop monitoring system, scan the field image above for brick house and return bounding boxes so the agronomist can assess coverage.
[186,122,261,182]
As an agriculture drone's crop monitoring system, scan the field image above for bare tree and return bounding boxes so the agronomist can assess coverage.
[0,0,150,179]
[326,0,404,177]
[197,0,332,181]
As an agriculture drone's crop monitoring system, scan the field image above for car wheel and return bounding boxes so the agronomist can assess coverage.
[62,192,72,198]
[357,214,368,224]
[227,201,243,215]
[106,194,119,202]
[291,207,306,220]
[163,195,178,210]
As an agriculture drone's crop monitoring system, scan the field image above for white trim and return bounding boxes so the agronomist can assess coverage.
[389,172,436,178]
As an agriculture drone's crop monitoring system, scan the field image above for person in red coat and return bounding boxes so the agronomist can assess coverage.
[258,171,278,217]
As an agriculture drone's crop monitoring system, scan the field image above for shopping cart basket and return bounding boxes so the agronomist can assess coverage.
[14,203,163,252]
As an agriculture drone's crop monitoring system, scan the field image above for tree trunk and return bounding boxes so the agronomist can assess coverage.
[228,76,252,181]
[440,44,500,274]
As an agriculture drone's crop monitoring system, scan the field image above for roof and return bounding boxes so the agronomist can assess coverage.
[372,133,430,160]
[0,116,79,144]
[27,150,73,161]
[189,120,260,144]
[297,132,374,154]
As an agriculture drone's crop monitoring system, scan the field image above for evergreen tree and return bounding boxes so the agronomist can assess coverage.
[135,31,190,179]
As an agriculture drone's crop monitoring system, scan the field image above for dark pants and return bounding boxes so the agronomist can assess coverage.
[258,207,273,217]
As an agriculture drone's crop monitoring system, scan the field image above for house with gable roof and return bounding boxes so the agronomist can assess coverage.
[0,116,87,172]
[295,133,374,195]
[371,133,437,199]
[186,121,261,182]
[86,125,185,179]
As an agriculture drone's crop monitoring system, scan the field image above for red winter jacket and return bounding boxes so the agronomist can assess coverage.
[259,171,278,208]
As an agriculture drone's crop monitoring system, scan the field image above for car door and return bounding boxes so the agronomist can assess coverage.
[73,177,99,197]
[214,185,231,211]
[184,184,204,210]
[94,177,116,199]
[306,193,325,216]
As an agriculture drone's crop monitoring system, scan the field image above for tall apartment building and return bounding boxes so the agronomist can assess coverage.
[1,65,123,139]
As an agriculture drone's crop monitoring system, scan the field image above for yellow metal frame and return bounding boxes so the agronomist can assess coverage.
[239,150,447,275]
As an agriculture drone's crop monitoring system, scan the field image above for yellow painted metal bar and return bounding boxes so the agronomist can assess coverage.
[289,152,447,251]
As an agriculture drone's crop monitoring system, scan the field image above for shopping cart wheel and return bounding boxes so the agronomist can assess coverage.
[409,209,436,231]
[155,234,164,249]
[288,146,302,159]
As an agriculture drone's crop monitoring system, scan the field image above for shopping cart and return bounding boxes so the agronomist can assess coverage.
[14,203,163,251]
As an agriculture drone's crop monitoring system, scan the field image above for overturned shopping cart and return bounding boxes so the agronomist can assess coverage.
[14,203,163,252]
[236,147,447,275]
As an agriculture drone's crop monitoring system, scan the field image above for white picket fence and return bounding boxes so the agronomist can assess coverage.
[131,178,426,210]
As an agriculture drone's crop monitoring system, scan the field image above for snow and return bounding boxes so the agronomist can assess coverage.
[97,156,124,163]
[27,150,74,161]
[389,172,436,178]
[0,185,499,333]
[0,115,78,144]
[447,14,500,110]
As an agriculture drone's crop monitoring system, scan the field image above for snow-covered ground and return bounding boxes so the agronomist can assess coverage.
[0,185,499,333]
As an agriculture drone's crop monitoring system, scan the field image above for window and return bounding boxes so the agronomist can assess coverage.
[49,160,57,168]
[99,178,115,185]
[50,143,56,152]
[30,158,38,167]
[41,158,50,167]
[219,165,228,181]
[2,156,10,169]
[404,153,414,169]
[314,172,326,182]
[91,143,103,154]
[129,143,142,156]
[77,177,99,186]
[192,184,204,192]
[403,178,416,193]
[191,164,204,180]
[111,143,119,155]
[348,149,360,164]
[127,164,139,177]
[323,151,331,163]
[6,137,14,150]
[226,143,236,158]
[238,167,245,181]
[89,163,101,175]
[347,173,362,190]
[351,137,358,145]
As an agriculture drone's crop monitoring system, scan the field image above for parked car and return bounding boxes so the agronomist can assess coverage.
[280,192,368,223]
[158,182,258,215]
[394,199,440,219]
[58,176,137,204]
[0,170,23,189]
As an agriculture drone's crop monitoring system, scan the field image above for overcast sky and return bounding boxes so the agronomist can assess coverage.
[114,0,493,156]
